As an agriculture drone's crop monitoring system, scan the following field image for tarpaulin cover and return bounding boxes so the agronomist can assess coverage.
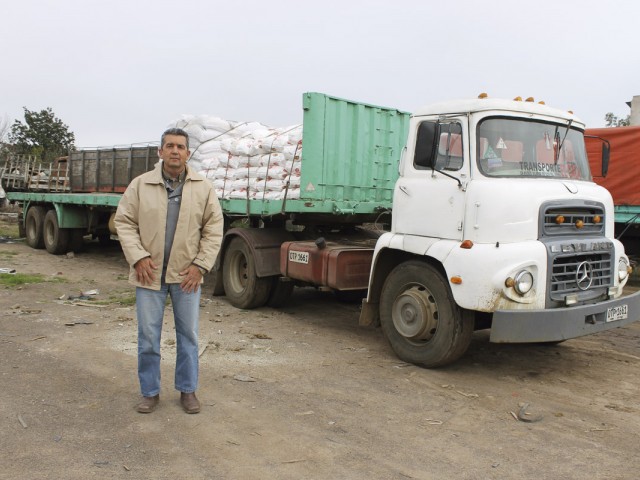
[586,126,640,206]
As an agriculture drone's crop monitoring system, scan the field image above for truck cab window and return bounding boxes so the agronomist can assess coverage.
[414,121,463,171]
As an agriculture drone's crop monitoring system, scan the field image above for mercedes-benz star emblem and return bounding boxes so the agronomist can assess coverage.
[576,261,593,291]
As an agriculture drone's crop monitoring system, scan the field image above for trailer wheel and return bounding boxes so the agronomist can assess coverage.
[43,209,70,254]
[379,261,473,368]
[222,237,272,309]
[25,206,46,249]
[267,277,294,307]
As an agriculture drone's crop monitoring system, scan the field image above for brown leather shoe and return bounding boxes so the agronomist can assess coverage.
[136,394,159,413]
[180,392,201,414]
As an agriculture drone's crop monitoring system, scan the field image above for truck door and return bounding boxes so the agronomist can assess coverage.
[393,118,468,240]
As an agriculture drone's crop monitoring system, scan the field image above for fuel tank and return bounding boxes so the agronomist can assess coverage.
[280,240,374,290]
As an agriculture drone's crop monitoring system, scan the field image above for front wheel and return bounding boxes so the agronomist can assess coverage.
[380,261,473,368]
[222,237,272,309]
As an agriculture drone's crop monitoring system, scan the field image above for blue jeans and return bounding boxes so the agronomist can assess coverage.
[136,281,201,397]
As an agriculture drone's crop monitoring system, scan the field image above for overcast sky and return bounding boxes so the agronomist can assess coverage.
[1,0,638,148]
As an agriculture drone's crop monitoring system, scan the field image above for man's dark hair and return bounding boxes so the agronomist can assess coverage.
[161,128,190,149]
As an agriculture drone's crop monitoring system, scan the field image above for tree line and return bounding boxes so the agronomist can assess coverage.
[0,107,75,164]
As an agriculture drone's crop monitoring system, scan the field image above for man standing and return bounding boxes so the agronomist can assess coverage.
[115,128,223,414]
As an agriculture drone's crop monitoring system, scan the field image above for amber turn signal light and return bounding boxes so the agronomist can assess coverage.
[460,240,474,249]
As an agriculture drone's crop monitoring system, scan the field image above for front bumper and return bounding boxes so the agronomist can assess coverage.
[490,289,640,343]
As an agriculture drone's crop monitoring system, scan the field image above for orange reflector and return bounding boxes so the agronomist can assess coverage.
[505,277,515,288]
[568,110,573,114]
[478,92,488,99]
[513,96,522,101]
[460,240,474,249]
[451,276,462,285]
[525,97,534,102]
[593,215,602,223]
[576,219,584,229]
[555,215,565,224]
[538,100,546,105]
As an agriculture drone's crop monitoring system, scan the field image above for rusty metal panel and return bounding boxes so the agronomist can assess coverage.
[69,146,158,193]
[326,249,373,290]
[281,241,373,290]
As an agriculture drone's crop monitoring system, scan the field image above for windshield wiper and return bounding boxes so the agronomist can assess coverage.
[554,119,573,164]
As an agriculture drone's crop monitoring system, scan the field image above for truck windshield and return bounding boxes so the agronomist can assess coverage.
[477,117,591,181]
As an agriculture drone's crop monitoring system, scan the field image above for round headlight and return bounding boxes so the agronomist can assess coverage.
[618,259,630,282]
[514,270,534,295]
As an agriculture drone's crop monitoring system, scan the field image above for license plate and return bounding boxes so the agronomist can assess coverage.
[606,304,628,322]
[288,250,309,264]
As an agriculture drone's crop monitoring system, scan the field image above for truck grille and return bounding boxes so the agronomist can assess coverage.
[542,205,605,237]
[550,253,612,296]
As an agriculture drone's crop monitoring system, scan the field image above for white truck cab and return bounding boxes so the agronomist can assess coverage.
[361,95,640,367]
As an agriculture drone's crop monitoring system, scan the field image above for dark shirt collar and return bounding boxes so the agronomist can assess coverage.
[161,167,186,189]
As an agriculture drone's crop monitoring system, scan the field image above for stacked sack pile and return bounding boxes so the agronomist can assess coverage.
[167,115,302,200]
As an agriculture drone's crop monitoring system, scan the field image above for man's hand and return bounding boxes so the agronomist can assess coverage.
[134,257,158,286]
[179,264,203,293]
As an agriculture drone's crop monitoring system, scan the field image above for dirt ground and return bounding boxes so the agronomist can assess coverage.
[1,213,640,480]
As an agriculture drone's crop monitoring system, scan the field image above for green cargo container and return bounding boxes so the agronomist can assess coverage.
[220,92,410,217]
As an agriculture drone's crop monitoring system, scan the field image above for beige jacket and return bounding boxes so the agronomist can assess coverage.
[114,162,223,290]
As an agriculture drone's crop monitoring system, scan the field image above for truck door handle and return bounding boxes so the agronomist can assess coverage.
[398,185,410,196]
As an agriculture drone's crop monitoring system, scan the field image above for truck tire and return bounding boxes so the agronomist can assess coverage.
[210,268,225,297]
[43,209,70,254]
[379,260,473,368]
[267,277,294,307]
[222,237,272,309]
[25,206,46,249]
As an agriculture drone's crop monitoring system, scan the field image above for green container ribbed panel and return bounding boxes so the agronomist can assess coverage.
[221,92,410,217]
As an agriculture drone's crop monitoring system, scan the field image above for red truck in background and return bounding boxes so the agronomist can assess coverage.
[586,126,640,255]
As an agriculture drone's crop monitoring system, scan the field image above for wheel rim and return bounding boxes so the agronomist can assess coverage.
[391,285,438,342]
[228,249,249,293]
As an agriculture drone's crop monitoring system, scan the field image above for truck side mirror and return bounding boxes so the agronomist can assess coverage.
[601,141,610,178]
[414,121,438,168]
